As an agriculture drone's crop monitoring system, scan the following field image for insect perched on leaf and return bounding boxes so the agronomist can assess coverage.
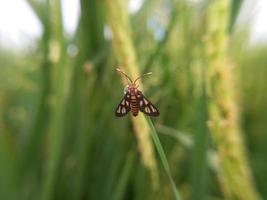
[115,68,159,117]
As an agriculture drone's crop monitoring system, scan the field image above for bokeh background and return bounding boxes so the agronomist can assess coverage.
[0,0,267,200]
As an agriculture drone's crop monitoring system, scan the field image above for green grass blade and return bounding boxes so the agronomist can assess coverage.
[190,78,209,200]
[157,124,193,148]
[146,117,182,200]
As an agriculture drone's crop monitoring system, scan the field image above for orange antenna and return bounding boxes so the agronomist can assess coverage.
[116,68,132,84]
[134,72,152,84]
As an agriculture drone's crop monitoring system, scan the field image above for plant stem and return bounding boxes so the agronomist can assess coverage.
[202,1,260,199]
[41,0,68,199]
[146,117,181,200]
[105,0,159,188]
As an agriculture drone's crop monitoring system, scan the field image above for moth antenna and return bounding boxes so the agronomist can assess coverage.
[134,72,152,84]
[116,68,132,84]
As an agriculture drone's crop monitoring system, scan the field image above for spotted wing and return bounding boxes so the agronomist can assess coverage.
[115,92,131,117]
[137,91,159,117]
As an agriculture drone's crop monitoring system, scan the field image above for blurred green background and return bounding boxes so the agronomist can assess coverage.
[0,0,266,200]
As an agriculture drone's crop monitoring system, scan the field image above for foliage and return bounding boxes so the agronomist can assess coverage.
[0,0,266,199]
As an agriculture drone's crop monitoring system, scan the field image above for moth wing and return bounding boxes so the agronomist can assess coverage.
[115,92,131,117]
[137,91,159,117]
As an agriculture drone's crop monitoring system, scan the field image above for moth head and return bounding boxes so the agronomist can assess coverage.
[128,83,138,93]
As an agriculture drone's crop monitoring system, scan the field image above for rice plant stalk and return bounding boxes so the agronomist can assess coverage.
[190,65,209,200]
[202,1,260,199]
[23,0,52,174]
[40,0,68,199]
[105,0,159,188]
[65,0,106,198]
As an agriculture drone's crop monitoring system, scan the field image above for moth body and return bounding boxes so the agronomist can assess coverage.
[127,84,139,116]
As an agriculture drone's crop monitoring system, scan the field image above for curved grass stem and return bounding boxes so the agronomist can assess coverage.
[146,117,182,200]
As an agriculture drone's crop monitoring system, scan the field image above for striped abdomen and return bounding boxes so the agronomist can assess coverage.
[130,94,139,116]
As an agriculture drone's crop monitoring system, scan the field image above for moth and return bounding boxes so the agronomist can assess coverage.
[115,68,159,117]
